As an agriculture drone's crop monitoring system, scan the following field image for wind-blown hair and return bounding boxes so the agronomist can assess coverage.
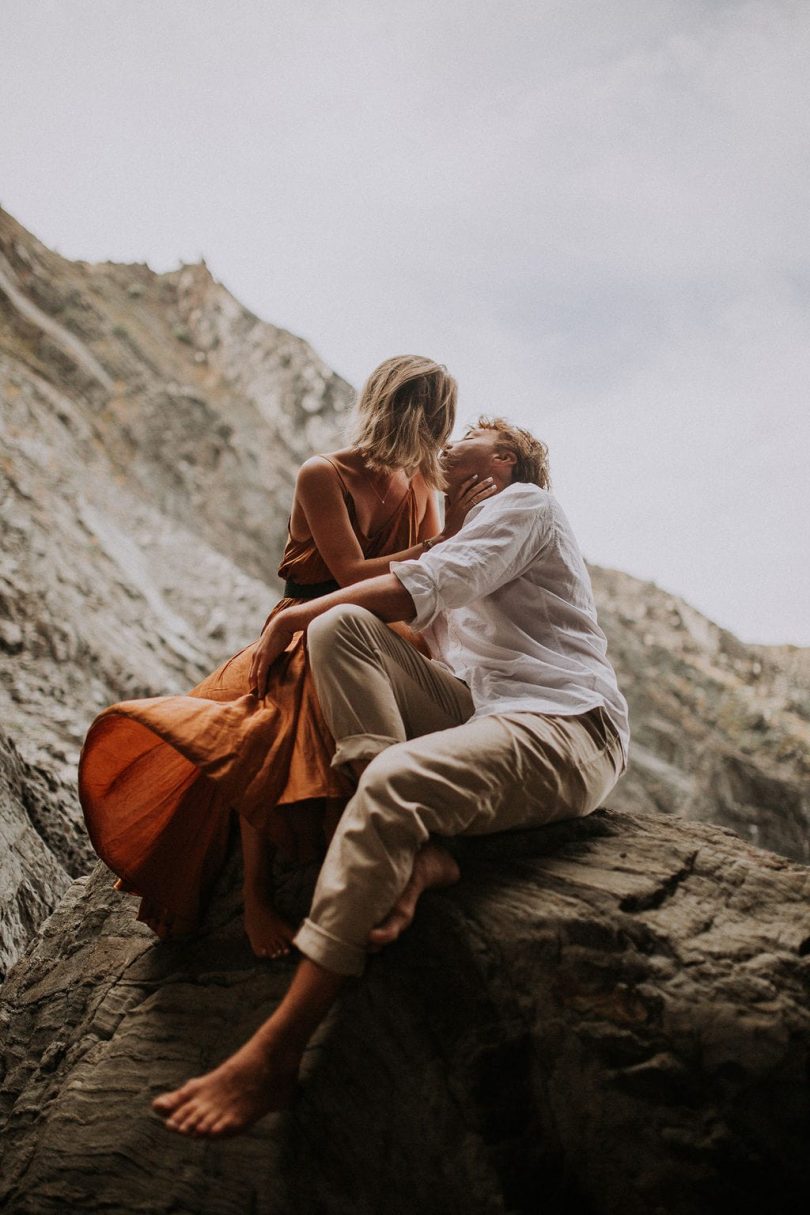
[474,416,552,489]
[348,356,457,490]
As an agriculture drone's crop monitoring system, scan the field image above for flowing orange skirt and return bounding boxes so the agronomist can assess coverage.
[79,598,359,938]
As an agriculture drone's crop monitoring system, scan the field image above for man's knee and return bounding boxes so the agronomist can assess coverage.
[357,745,426,819]
[307,603,380,668]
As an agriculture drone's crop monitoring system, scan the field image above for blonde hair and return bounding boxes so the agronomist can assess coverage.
[348,355,457,490]
[474,416,552,489]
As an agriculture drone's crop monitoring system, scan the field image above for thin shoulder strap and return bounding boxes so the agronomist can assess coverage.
[315,455,351,496]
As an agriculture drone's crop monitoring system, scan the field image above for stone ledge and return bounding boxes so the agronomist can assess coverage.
[1,807,809,1214]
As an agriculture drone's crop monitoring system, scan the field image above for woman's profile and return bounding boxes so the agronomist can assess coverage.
[78,355,489,960]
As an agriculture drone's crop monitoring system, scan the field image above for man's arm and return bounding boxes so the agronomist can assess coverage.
[250,574,414,696]
[391,485,548,632]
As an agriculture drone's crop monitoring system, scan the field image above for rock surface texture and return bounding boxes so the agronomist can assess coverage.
[1,809,808,1215]
[1,207,808,975]
[591,567,810,863]
[0,207,352,972]
[2,208,810,1210]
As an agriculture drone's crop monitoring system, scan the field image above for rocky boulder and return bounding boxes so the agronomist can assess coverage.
[0,206,352,969]
[1,807,808,1214]
[0,726,71,978]
[592,566,810,863]
[2,204,809,984]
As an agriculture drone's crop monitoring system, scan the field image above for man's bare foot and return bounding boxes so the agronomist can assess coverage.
[243,893,297,959]
[368,841,460,950]
[152,1033,301,1138]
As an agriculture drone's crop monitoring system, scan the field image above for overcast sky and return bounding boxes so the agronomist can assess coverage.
[2,0,808,645]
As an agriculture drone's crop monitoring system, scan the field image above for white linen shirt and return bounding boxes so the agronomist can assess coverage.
[390,481,630,764]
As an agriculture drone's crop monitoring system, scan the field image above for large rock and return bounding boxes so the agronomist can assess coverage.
[0,726,70,978]
[0,207,352,968]
[1,807,808,1214]
[2,205,809,978]
[592,566,810,862]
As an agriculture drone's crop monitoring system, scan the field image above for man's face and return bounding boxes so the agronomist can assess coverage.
[441,428,505,491]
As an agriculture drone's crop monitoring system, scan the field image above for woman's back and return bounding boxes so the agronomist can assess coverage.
[280,452,432,590]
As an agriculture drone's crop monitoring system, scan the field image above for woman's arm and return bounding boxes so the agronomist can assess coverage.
[293,457,498,586]
[293,459,429,585]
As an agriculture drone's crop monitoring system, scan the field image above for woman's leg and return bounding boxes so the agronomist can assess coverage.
[153,957,347,1137]
[238,815,297,959]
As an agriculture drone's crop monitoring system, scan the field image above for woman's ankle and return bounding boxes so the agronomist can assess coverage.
[242,883,278,911]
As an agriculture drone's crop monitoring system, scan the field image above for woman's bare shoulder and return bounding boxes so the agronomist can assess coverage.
[290,454,353,538]
[298,452,346,482]
[408,468,434,506]
[299,447,361,479]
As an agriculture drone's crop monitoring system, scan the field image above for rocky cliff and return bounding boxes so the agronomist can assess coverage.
[0,207,353,974]
[0,206,807,963]
[1,810,808,1214]
[591,566,810,863]
[2,207,810,1212]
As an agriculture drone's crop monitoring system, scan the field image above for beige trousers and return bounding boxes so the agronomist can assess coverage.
[292,604,624,976]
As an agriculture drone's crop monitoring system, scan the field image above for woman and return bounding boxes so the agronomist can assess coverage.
[79,355,488,962]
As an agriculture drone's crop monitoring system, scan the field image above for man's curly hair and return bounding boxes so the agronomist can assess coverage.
[473,416,551,490]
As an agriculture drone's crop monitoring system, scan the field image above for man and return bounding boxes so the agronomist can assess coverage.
[153,417,630,1138]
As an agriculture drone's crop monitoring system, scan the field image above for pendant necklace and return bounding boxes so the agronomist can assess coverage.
[367,469,394,505]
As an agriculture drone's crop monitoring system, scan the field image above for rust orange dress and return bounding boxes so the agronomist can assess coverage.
[78,475,426,939]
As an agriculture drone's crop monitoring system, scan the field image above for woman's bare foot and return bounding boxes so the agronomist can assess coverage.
[152,1033,301,1138]
[154,959,347,1139]
[243,893,297,959]
[368,841,460,950]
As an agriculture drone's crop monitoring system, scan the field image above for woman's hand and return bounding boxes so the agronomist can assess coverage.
[249,612,299,698]
[441,474,498,539]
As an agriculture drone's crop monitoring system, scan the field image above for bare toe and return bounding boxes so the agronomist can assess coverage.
[153,1091,181,1113]
[195,1109,221,1136]
[166,1098,193,1128]
[244,901,296,960]
[177,1103,209,1135]
[153,1080,198,1114]
[368,909,411,946]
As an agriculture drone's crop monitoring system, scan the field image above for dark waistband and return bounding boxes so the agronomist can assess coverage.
[282,577,340,601]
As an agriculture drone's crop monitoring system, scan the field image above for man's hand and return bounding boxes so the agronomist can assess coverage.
[442,474,497,538]
[249,611,299,698]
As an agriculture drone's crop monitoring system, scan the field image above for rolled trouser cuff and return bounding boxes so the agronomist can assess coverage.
[292,916,367,977]
[331,732,400,773]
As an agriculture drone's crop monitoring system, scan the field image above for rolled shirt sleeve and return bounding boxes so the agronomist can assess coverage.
[391,484,549,631]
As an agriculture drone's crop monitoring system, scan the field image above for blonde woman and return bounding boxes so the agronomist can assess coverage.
[79,356,495,961]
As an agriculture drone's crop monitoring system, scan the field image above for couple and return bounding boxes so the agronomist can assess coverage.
[79,354,629,1138]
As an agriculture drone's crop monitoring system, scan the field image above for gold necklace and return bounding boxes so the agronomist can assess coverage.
[367,468,394,505]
